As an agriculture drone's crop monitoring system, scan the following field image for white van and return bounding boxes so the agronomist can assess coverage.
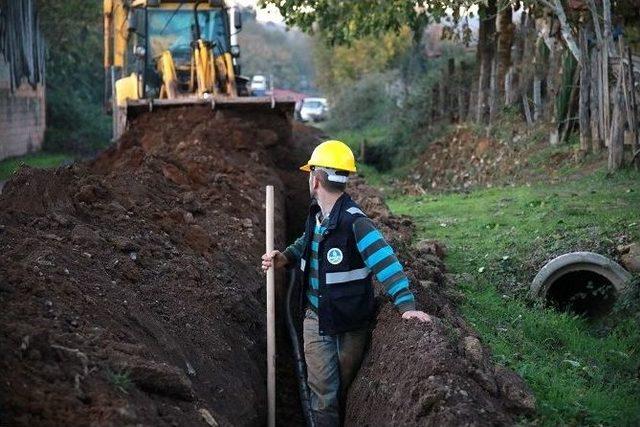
[300,97,328,122]
[251,75,267,96]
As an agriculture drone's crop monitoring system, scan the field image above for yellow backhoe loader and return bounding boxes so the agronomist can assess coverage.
[103,0,294,139]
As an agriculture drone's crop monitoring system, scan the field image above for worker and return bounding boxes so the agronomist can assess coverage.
[261,140,431,426]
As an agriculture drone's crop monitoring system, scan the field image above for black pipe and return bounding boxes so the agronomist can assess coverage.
[193,1,205,40]
[285,269,316,427]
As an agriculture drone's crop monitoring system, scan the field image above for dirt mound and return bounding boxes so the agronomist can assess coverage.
[0,110,535,426]
[0,107,294,426]
[402,124,602,194]
[345,182,535,425]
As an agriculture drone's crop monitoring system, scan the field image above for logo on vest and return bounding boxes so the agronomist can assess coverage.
[327,248,343,265]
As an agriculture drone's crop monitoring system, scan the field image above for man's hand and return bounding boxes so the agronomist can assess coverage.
[402,310,432,323]
[261,250,288,272]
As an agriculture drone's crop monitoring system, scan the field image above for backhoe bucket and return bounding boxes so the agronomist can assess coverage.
[112,96,296,141]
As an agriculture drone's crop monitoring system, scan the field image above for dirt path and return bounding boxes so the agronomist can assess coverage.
[0,111,534,426]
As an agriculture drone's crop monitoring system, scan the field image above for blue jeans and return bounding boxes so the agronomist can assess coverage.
[303,308,369,427]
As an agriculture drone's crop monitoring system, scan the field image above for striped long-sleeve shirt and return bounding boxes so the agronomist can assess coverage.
[283,214,416,314]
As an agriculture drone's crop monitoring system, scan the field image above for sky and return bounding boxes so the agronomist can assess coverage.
[232,0,285,25]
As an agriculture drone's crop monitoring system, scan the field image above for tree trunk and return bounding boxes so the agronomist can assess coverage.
[542,0,582,63]
[505,68,514,106]
[448,58,456,121]
[545,24,562,123]
[431,84,439,122]
[601,46,610,147]
[579,28,591,153]
[619,38,637,169]
[458,60,467,120]
[560,64,580,144]
[590,46,602,152]
[602,0,614,55]
[533,30,546,122]
[519,10,536,120]
[508,9,527,105]
[546,24,564,145]
[467,80,477,122]
[523,92,534,125]
[489,55,498,122]
[608,55,624,170]
[439,74,446,119]
[533,77,543,122]
[476,0,497,124]
[627,46,640,170]
[601,0,614,145]
[608,89,624,170]
[496,4,514,108]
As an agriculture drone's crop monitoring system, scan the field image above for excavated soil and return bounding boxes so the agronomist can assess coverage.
[340,179,536,425]
[401,124,605,194]
[1,108,535,426]
[0,107,294,426]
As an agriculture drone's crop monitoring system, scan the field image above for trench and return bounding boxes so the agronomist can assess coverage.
[270,122,318,426]
[0,108,542,425]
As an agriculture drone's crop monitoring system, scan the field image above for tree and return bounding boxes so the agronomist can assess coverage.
[237,7,316,92]
[476,0,497,124]
[259,0,433,44]
[37,1,110,153]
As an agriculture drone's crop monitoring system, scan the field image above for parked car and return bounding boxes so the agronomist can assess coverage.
[250,75,267,96]
[300,97,328,122]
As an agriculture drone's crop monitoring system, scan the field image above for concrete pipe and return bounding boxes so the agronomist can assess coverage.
[531,252,633,318]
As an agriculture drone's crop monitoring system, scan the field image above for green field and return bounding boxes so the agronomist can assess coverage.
[389,170,640,426]
[0,152,73,182]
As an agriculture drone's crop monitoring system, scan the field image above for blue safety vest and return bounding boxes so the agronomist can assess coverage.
[298,193,375,335]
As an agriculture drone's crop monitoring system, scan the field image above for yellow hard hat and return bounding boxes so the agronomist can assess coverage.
[300,140,357,173]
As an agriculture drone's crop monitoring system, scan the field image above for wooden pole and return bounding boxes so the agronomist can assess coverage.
[265,185,275,427]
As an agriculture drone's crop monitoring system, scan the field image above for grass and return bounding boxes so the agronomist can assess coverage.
[329,124,392,152]
[106,369,133,394]
[388,169,640,426]
[390,170,640,294]
[0,152,73,181]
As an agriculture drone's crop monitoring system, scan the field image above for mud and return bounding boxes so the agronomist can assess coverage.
[0,109,535,426]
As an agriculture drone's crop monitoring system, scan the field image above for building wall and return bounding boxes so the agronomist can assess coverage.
[0,56,46,160]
